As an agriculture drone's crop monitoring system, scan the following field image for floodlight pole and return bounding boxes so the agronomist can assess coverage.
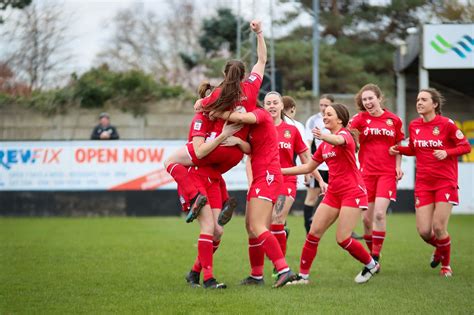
[236,0,241,60]
[270,0,276,91]
[312,0,319,96]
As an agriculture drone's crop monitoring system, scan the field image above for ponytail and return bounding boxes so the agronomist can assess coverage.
[197,81,214,98]
[204,60,245,115]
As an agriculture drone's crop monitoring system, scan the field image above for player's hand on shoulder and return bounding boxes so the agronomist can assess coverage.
[194,99,203,112]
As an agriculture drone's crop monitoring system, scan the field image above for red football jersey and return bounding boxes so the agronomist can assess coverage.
[402,115,471,189]
[349,110,404,175]
[249,108,282,178]
[187,112,241,176]
[276,121,308,183]
[313,128,365,194]
[201,72,262,141]
[188,112,212,141]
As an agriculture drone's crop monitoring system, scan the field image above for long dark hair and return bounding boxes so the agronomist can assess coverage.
[330,103,359,152]
[204,60,245,115]
[420,88,444,115]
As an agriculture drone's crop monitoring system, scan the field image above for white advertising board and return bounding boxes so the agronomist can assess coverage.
[0,140,415,191]
[0,141,184,191]
[423,24,474,69]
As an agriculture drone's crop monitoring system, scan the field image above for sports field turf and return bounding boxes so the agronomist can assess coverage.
[1,214,473,314]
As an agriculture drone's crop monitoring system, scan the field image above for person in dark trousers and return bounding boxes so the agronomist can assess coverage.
[91,112,120,140]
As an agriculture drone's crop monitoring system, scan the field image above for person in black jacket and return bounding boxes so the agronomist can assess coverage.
[90,112,119,140]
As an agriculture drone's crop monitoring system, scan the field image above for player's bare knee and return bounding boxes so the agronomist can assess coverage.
[214,224,224,238]
[432,223,447,239]
[362,216,372,230]
[374,211,385,224]
[417,228,432,241]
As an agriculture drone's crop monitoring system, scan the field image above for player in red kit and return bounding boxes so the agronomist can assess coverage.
[282,104,380,285]
[215,102,298,288]
[269,92,312,257]
[349,84,405,265]
[164,19,266,222]
[183,111,244,289]
[238,92,316,284]
[390,88,471,277]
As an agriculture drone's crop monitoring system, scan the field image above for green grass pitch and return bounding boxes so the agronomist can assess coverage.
[1,214,473,314]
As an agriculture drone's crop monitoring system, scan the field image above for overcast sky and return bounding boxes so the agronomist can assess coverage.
[1,0,302,75]
[1,0,392,76]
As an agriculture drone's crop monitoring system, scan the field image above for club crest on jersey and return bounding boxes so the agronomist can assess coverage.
[386,118,393,126]
[355,198,360,205]
[266,170,274,185]
[284,130,291,138]
[256,188,261,195]
[445,193,450,200]
[366,119,371,124]
[432,126,440,136]
[288,188,292,195]
[193,120,202,131]
[456,129,465,140]
[389,190,393,197]
[415,129,420,135]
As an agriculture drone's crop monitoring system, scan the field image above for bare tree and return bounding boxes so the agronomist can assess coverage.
[96,6,169,78]
[96,2,205,88]
[1,1,74,90]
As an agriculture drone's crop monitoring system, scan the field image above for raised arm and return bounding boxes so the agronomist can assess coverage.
[249,20,266,78]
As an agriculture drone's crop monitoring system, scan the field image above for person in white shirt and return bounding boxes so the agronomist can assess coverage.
[302,94,334,233]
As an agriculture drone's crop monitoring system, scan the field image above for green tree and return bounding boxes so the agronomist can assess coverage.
[198,8,249,55]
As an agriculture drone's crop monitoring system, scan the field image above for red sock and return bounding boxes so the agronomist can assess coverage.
[192,239,221,273]
[338,237,372,265]
[372,230,386,257]
[197,234,214,281]
[424,234,437,247]
[300,234,320,275]
[166,163,198,202]
[363,234,373,253]
[248,238,264,278]
[258,231,288,273]
[437,236,451,267]
[271,224,287,256]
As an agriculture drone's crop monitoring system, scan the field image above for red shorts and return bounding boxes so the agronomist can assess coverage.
[321,186,368,210]
[363,174,397,203]
[186,142,243,173]
[191,170,225,210]
[247,174,283,204]
[415,186,459,208]
[279,180,297,200]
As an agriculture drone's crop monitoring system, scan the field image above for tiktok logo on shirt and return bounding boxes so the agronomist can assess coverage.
[279,142,292,149]
[323,151,336,159]
[363,127,395,137]
[413,139,444,147]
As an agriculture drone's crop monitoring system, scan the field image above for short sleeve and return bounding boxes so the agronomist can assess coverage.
[312,144,324,164]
